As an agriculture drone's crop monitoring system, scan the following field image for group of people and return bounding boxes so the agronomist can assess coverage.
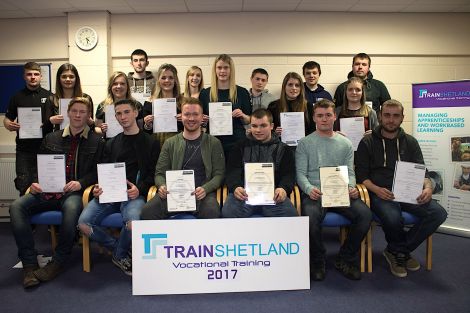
[5,50,446,289]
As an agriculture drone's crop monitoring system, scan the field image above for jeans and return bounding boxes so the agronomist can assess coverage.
[370,194,447,254]
[9,192,82,266]
[15,151,37,196]
[301,195,371,264]
[78,196,145,259]
[222,193,298,218]
[141,192,220,219]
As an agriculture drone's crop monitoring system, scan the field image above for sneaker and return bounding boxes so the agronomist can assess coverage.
[383,249,407,278]
[23,264,40,289]
[33,260,63,282]
[310,261,326,281]
[334,257,361,280]
[405,254,421,271]
[112,256,132,276]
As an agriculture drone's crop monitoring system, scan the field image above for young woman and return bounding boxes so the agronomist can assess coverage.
[142,63,183,147]
[334,76,378,134]
[183,66,204,98]
[267,72,314,139]
[95,71,142,135]
[199,54,251,155]
[46,63,94,130]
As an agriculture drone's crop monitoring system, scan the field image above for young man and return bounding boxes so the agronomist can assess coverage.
[78,99,160,276]
[222,109,297,218]
[296,99,371,281]
[141,97,225,219]
[302,61,333,104]
[127,49,155,103]
[10,97,104,288]
[249,68,276,111]
[4,62,53,195]
[333,53,390,112]
[356,99,447,278]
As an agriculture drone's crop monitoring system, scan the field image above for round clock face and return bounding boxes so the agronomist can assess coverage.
[75,26,98,51]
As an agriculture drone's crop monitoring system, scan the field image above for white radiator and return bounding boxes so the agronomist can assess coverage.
[0,158,19,200]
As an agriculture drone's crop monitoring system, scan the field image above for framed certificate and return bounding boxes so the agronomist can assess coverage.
[319,166,350,208]
[245,163,275,205]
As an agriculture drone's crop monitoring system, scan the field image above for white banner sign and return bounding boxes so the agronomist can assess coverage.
[132,217,310,295]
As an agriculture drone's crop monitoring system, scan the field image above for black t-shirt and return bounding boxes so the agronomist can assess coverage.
[118,133,139,184]
[182,135,205,188]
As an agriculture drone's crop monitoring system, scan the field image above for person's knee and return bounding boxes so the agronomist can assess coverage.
[200,205,221,219]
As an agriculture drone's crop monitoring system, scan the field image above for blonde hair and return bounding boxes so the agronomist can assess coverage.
[183,66,204,97]
[103,71,132,106]
[151,63,181,100]
[341,76,370,118]
[210,54,237,103]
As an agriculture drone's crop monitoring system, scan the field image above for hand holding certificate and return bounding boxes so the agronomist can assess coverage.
[59,98,72,130]
[245,163,275,205]
[280,112,305,146]
[208,102,233,136]
[105,105,123,138]
[319,166,350,208]
[97,163,128,203]
[37,154,66,193]
[18,107,43,139]
[166,170,196,212]
[392,161,426,204]
[152,98,178,133]
[339,117,365,151]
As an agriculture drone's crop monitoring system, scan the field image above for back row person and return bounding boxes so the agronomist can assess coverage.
[127,49,156,103]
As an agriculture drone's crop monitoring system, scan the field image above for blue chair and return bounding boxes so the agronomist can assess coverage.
[368,205,433,272]
[30,211,63,251]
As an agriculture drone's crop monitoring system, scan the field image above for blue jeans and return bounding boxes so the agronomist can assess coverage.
[222,193,298,218]
[9,192,82,266]
[301,195,372,264]
[78,196,145,259]
[370,194,447,254]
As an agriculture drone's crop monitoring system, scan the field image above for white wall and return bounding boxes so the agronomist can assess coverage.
[1,12,470,150]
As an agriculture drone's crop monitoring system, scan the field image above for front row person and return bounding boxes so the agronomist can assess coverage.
[141,97,224,220]
[355,99,447,278]
[78,99,160,276]
[222,109,298,218]
[296,99,372,281]
[10,97,104,288]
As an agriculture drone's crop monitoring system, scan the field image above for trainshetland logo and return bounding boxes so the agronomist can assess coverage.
[419,89,428,98]
[142,233,168,259]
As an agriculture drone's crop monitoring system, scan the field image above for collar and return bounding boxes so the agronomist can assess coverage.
[62,125,89,139]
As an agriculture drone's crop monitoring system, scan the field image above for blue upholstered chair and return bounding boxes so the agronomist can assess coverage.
[30,211,63,251]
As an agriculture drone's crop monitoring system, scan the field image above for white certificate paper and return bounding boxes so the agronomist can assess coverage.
[37,154,66,193]
[18,107,42,139]
[97,163,128,204]
[152,98,178,133]
[209,102,233,136]
[280,112,305,146]
[105,105,123,138]
[392,161,426,204]
[320,166,350,208]
[245,163,275,205]
[340,117,365,151]
[166,170,196,212]
[59,98,72,130]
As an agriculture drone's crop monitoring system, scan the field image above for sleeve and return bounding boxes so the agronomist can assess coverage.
[42,95,56,133]
[368,109,379,130]
[5,94,19,121]
[355,137,371,184]
[84,94,94,119]
[154,139,171,187]
[95,102,105,122]
[239,87,252,115]
[137,136,160,196]
[78,137,105,189]
[345,142,356,187]
[199,87,210,115]
[201,137,225,193]
[276,146,295,195]
[324,90,333,101]
[295,139,316,195]
[225,141,245,192]
[333,83,345,108]
[267,100,280,129]
[378,81,391,107]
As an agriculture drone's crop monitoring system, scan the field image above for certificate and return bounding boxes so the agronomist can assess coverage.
[245,163,275,205]
[105,105,123,138]
[166,170,196,212]
[209,102,233,136]
[37,154,66,193]
[152,98,178,133]
[18,107,42,139]
[392,161,426,204]
[340,117,365,151]
[319,166,350,208]
[97,163,128,204]
[280,112,305,146]
[59,98,72,130]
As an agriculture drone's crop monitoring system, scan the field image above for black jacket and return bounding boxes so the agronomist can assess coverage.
[355,126,426,191]
[226,133,295,195]
[38,126,105,191]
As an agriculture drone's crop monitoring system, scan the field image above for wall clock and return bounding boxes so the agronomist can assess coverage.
[75,26,98,51]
